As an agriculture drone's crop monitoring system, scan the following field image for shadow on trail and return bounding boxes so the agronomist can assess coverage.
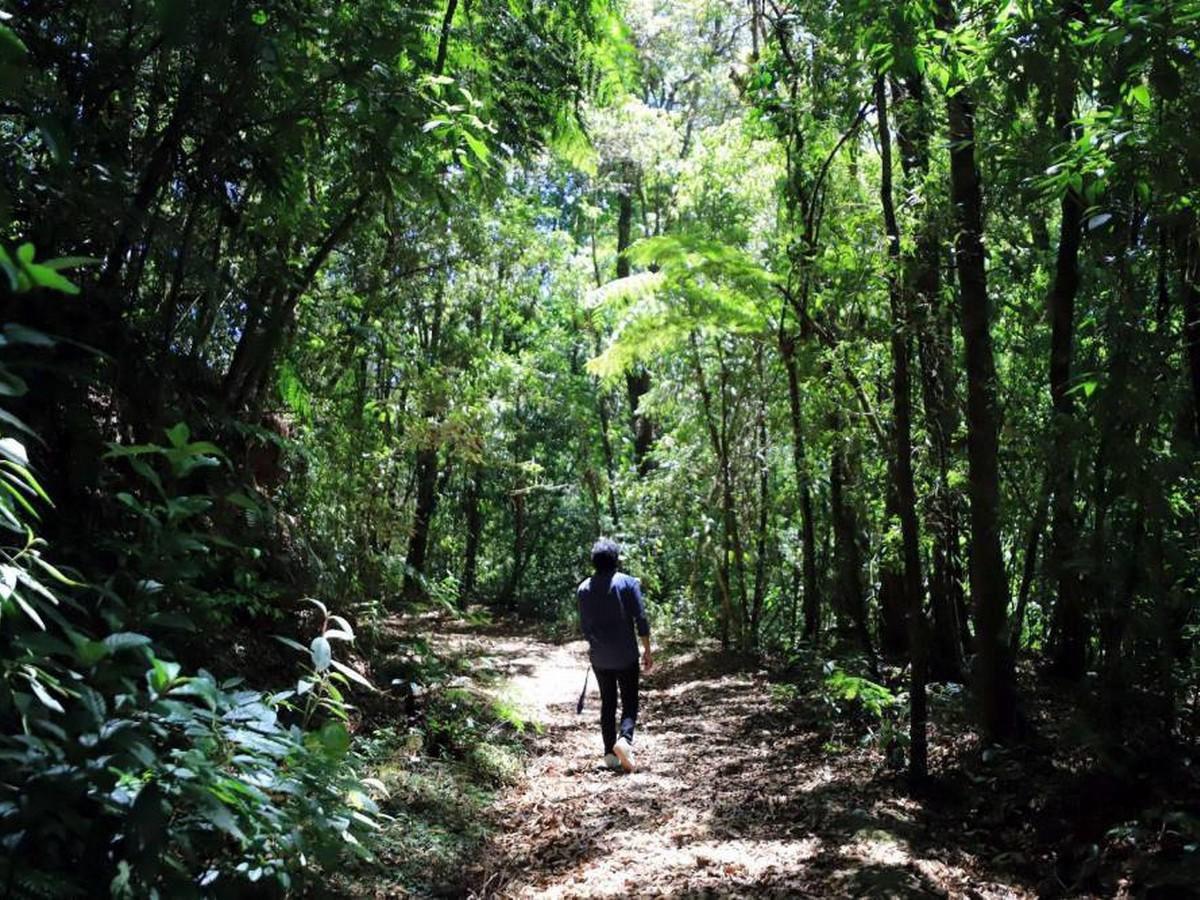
[466,639,1043,898]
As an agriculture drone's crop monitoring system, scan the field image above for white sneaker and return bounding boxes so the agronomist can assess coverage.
[604,753,621,770]
[613,737,635,773]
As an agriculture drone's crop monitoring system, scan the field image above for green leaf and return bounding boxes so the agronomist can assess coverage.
[2,324,56,347]
[0,407,41,440]
[326,614,355,641]
[76,639,109,666]
[39,256,98,272]
[15,568,59,605]
[0,23,28,57]
[0,369,28,397]
[463,130,491,163]
[148,657,183,693]
[317,721,351,758]
[32,555,82,586]
[129,457,165,498]
[0,461,48,503]
[1127,84,1151,109]
[165,422,190,447]
[274,635,309,655]
[0,564,16,600]
[24,263,80,295]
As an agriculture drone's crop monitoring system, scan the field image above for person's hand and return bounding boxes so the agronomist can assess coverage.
[642,649,654,673]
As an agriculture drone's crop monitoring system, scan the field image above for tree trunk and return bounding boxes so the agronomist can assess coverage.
[894,71,967,683]
[1181,224,1200,443]
[937,0,1018,742]
[460,467,483,604]
[719,343,751,650]
[1011,474,1051,654]
[781,332,821,639]
[616,162,655,474]
[500,490,527,609]
[876,74,928,778]
[402,446,440,602]
[692,334,738,649]
[750,345,770,651]
[433,0,459,76]
[829,410,874,665]
[878,484,910,659]
[588,226,622,526]
[1046,33,1087,680]
[224,197,364,410]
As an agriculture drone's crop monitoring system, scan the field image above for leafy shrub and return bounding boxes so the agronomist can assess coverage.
[0,257,380,896]
[820,662,907,754]
[102,424,281,626]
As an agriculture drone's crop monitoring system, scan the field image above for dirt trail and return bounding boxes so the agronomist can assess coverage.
[439,623,1038,899]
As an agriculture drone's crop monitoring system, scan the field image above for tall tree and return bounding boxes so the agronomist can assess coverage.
[1045,6,1088,680]
[935,0,1018,741]
[875,73,929,778]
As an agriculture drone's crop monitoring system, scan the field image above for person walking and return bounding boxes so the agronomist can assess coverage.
[576,538,653,773]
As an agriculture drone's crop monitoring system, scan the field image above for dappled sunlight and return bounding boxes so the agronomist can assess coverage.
[439,625,1046,898]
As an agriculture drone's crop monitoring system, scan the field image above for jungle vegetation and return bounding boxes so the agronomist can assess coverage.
[0,0,1198,895]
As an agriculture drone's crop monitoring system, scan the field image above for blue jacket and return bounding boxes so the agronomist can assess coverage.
[577,570,649,670]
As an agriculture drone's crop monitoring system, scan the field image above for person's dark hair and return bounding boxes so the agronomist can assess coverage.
[590,538,620,572]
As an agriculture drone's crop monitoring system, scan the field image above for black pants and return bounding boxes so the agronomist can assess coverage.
[595,664,639,753]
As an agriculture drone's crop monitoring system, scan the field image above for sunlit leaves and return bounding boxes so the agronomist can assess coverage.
[0,244,91,295]
[586,234,777,380]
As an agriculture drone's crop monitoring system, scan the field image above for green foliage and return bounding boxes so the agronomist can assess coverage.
[3,0,1200,889]
[102,425,279,626]
[587,234,777,380]
[0,252,379,896]
[820,662,907,755]
[823,664,900,720]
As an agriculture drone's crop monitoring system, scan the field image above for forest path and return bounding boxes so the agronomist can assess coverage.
[430,620,1038,899]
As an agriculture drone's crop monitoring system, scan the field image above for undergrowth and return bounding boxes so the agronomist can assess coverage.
[333,638,534,896]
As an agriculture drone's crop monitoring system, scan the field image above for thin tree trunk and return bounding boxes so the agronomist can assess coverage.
[224,196,365,409]
[588,225,621,526]
[876,74,928,778]
[719,342,751,650]
[460,467,483,603]
[433,0,459,76]
[878,483,909,658]
[829,409,874,667]
[401,281,447,602]
[616,162,655,474]
[1181,225,1200,443]
[781,332,820,638]
[99,72,200,293]
[691,334,736,649]
[937,0,1018,742]
[403,446,440,602]
[500,491,527,609]
[750,345,770,651]
[1011,473,1051,654]
[1046,30,1087,680]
